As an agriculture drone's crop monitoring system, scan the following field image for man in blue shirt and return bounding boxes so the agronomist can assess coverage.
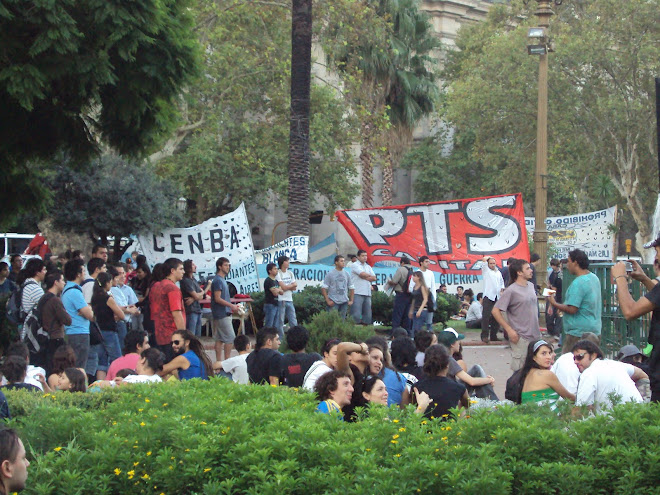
[211,257,238,362]
[61,259,95,370]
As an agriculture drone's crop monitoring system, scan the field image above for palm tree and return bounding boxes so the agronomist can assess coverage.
[288,0,313,236]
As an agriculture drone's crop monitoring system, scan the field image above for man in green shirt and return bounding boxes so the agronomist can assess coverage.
[547,249,601,354]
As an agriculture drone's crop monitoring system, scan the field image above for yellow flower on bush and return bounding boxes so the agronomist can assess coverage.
[204,468,211,473]
[398,427,406,432]
[441,437,448,442]
[162,403,168,407]
[114,468,121,476]
[147,452,152,456]
[133,462,139,467]
[53,447,62,452]
[145,399,150,403]
[392,419,399,423]
[142,473,150,480]
[200,421,207,425]
[392,434,399,440]
[394,453,401,458]
[140,422,146,427]
[390,440,398,444]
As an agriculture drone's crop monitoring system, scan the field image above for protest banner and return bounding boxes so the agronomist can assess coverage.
[336,194,529,276]
[254,236,308,264]
[138,203,260,294]
[525,206,617,260]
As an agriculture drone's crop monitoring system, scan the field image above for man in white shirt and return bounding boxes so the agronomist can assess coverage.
[349,250,376,325]
[215,334,251,385]
[552,332,600,395]
[275,256,298,334]
[572,340,646,415]
[480,256,505,344]
[464,290,482,329]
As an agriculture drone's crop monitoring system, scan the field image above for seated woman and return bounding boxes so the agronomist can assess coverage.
[518,340,575,407]
[414,330,437,367]
[91,348,165,389]
[314,370,354,418]
[361,375,431,415]
[302,339,341,391]
[0,356,42,392]
[159,330,213,381]
[365,336,410,407]
[47,345,87,391]
[58,368,87,392]
[415,344,469,420]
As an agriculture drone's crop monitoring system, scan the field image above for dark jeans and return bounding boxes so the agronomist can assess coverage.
[466,319,482,329]
[481,297,500,341]
[462,364,499,400]
[545,307,563,337]
[392,292,411,331]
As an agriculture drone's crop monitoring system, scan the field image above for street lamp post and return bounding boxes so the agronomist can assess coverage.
[527,0,559,288]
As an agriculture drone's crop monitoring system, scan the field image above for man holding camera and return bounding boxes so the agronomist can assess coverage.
[546,249,601,354]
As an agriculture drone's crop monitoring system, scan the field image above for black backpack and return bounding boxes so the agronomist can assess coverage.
[402,267,414,294]
[505,369,524,404]
[23,293,53,355]
[6,280,37,325]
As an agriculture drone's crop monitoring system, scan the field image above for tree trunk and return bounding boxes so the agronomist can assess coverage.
[287,0,312,237]
[382,154,393,206]
[360,143,374,208]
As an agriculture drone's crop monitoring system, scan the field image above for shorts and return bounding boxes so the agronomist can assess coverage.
[212,317,235,344]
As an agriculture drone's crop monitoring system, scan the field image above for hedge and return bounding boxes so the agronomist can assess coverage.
[4,382,660,494]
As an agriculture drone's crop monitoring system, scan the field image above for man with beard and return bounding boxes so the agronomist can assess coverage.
[492,259,541,371]
[159,329,212,381]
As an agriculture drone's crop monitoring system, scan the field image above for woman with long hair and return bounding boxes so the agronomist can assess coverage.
[47,345,77,389]
[408,271,429,335]
[91,272,124,380]
[130,263,152,333]
[159,329,213,380]
[518,340,575,407]
[58,368,87,392]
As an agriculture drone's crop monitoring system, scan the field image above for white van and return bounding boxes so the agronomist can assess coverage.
[0,233,36,263]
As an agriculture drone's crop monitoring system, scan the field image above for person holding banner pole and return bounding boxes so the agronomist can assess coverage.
[276,256,298,335]
[480,256,505,344]
[321,255,354,319]
[350,250,377,325]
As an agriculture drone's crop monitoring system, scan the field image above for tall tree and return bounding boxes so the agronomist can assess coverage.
[287,0,313,236]
[0,0,199,228]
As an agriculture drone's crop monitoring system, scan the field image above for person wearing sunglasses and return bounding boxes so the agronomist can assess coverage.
[572,340,646,415]
[159,329,213,381]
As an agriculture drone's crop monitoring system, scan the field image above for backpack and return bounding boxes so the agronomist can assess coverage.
[5,280,37,325]
[402,267,414,294]
[22,293,53,355]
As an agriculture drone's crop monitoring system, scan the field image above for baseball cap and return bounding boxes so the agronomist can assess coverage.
[617,344,642,360]
[437,328,465,347]
[643,233,660,249]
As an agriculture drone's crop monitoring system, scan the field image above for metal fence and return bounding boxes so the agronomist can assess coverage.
[562,263,652,358]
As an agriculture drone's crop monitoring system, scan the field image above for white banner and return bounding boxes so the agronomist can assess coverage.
[138,203,260,294]
[254,236,309,265]
[525,206,617,260]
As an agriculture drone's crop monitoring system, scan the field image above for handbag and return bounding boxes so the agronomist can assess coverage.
[89,320,105,346]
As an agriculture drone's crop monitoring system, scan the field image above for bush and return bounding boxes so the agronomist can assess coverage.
[433,293,461,326]
[371,290,393,326]
[303,310,375,355]
[292,286,327,324]
[4,383,660,494]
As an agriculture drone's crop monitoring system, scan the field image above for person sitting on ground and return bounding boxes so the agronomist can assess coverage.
[572,340,646,415]
[414,344,469,420]
[0,357,42,393]
[1,343,45,391]
[47,345,85,390]
[116,348,165,385]
[551,332,600,395]
[106,330,150,381]
[516,340,575,407]
[335,341,373,421]
[0,429,30,494]
[390,337,423,383]
[414,330,437,367]
[160,330,213,381]
[365,336,410,407]
[437,329,499,400]
[464,290,483,329]
[280,326,322,388]
[214,334,251,385]
[302,338,340,391]
[315,370,353,418]
[57,368,87,392]
[617,344,651,401]
[246,327,283,385]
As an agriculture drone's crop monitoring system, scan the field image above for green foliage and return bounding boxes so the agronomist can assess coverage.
[5,382,660,494]
[291,286,328,325]
[433,293,461,326]
[49,155,184,255]
[371,290,394,326]
[0,0,199,227]
[304,310,375,356]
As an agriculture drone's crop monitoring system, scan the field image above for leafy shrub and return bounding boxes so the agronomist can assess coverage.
[4,382,660,494]
[371,290,393,325]
[433,293,461,326]
[292,286,327,324]
[303,310,375,355]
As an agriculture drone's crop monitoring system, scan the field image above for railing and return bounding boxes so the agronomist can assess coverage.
[562,263,652,358]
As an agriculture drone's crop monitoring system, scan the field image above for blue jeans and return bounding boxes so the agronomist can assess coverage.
[186,312,203,337]
[425,310,434,331]
[278,301,297,338]
[94,330,122,372]
[327,301,348,319]
[350,295,372,325]
[412,309,428,335]
[116,320,128,351]
[264,303,279,329]
[391,292,411,330]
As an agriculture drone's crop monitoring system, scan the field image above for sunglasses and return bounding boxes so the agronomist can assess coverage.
[171,340,182,346]
[573,353,587,361]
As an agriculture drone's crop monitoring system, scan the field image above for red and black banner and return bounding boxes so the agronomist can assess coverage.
[336,193,530,275]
